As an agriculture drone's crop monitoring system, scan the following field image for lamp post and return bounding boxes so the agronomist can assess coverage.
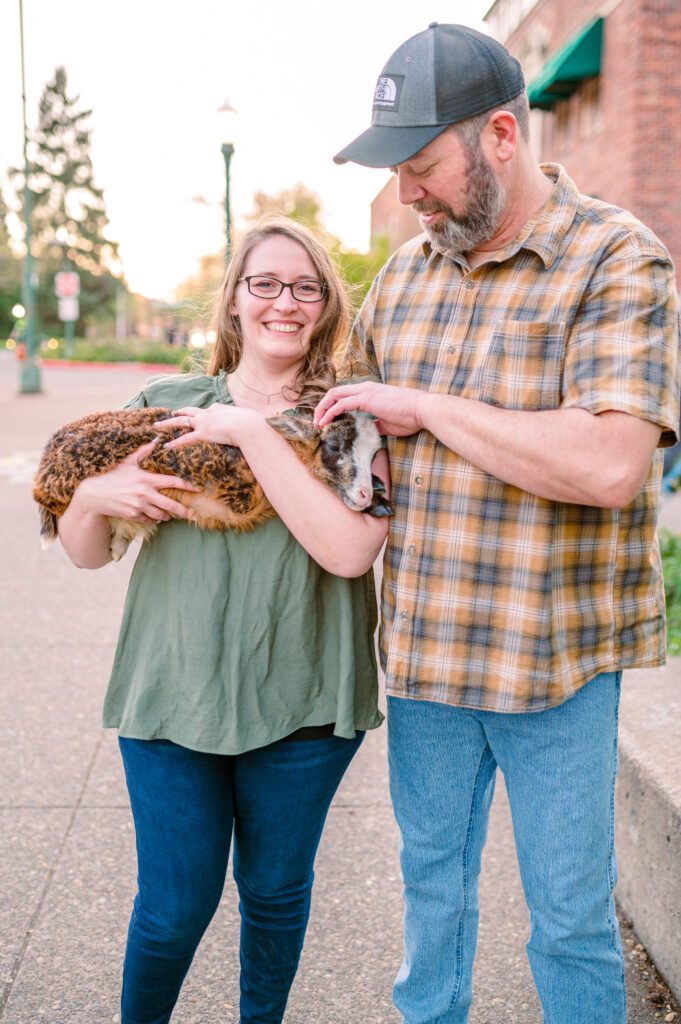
[18,0,41,394]
[218,98,237,264]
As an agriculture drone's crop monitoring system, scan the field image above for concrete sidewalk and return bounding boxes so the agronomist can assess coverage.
[1,354,678,1023]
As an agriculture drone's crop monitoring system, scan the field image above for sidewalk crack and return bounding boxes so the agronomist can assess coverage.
[0,732,104,1018]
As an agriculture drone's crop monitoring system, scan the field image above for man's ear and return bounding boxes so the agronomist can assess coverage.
[266,413,318,444]
[487,109,516,161]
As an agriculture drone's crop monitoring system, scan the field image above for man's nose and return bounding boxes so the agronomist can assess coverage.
[396,169,425,206]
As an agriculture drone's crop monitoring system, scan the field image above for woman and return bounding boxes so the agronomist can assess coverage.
[57,218,390,1024]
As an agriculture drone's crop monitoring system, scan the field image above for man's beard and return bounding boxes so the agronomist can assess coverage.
[415,142,505,255]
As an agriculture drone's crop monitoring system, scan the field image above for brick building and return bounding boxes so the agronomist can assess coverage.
[485,0,681,276]
[370,175,422,252]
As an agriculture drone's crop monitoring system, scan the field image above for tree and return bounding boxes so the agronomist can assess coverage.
[0,186,22,338]
[12,66,123,335]
[244,183,387,308]
[246,182,333,242]
[173,251,225,336]
[334,236,390,311]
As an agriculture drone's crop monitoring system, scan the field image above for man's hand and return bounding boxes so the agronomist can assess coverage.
[314,381,426,436]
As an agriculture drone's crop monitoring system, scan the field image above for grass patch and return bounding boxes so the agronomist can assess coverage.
[660,528,681,656]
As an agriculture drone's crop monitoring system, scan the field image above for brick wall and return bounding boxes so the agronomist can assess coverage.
[370,176,422,253]
[496,0,681,273]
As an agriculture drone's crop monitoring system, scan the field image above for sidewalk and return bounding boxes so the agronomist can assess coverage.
[1,355,678,1023]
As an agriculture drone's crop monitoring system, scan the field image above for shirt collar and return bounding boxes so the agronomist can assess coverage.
[419,163,579,271]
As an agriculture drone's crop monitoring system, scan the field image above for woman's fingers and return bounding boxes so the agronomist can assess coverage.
[122,440,159,464]
[140,472,200,492]
[162,433,205,450]
[155,407,201,430]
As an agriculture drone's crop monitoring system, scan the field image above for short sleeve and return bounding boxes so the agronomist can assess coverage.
[122,392,148,410]
[561,244,680,447]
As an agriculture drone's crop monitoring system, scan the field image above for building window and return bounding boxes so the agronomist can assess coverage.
[579,77,602,138]
[555,98,572,150]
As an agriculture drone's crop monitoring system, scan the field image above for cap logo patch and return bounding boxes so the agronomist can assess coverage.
[373,75,404,110]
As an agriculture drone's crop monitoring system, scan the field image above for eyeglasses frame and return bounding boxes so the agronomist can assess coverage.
[238,276,327,303]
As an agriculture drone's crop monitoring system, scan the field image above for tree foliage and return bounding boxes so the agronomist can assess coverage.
[172,251,225,332]
[0,186,22,337]
[243,182,388,309]
[11,66,123,335]
[246,182,334,243]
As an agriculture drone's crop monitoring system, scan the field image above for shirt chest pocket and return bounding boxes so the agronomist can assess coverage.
[473,320,567,411]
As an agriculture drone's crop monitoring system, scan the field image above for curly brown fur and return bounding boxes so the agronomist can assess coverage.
[33,406,390,561]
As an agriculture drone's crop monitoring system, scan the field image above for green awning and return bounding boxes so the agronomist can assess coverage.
[527,17,603,110]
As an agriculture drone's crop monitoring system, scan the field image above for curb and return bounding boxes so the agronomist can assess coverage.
[39,360,182,373]
[616,660,681,1001]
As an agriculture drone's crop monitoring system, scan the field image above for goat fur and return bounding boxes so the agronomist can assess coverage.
[33,406,390,560]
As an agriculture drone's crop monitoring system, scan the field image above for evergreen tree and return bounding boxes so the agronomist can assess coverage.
[13,66,123,335]
[0,186,22,338]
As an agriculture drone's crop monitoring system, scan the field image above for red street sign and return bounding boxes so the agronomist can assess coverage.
[55,271,80,298]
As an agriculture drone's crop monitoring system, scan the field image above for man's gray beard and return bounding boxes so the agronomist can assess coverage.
[417,143,506,256]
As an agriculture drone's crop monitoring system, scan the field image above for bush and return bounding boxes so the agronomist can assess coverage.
[38,336,197,369]
[660,528,681,656]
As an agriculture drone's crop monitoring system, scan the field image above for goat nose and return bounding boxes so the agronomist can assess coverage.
[357,487,371,502]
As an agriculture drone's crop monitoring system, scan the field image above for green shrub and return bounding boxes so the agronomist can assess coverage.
[660,528,681,656]
[37,336,201,370]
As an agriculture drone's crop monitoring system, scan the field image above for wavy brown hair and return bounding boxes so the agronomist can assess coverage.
[207,217,349,411]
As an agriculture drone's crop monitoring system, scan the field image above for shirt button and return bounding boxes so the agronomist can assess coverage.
[414,475,423,485]
[400,610,409,620]
[447,344,455,353]
[408,544,416,556]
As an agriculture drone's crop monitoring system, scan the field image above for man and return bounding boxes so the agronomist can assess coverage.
[315,22,680,1024]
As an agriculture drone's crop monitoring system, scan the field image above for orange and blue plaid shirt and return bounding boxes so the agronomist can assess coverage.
[344,165,680,712]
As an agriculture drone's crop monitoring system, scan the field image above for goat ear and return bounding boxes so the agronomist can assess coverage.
[266,413,318,444]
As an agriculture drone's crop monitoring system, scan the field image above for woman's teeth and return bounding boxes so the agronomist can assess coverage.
[265,322,300,333]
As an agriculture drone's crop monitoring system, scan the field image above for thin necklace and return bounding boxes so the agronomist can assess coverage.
[232,370,295,405]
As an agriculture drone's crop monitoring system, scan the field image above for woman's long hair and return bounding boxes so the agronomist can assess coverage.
[207,217,349,411]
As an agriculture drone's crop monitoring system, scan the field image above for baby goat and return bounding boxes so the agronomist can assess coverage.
[33,407,391,561]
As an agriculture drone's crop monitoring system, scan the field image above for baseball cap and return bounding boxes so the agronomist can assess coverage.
[334,22,525,168]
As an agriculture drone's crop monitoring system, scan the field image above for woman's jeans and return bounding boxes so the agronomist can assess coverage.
[387,671,625,1024]
[118,731,363,1024]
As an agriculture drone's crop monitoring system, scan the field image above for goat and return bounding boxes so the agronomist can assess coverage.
[33,407,391,561]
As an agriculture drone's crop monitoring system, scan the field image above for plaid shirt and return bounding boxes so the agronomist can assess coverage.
[344,164,680,713]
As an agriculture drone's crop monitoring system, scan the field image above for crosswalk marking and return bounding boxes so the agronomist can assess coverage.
[0,451,41,484]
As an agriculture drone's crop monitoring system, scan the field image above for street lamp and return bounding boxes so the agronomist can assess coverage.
[218,98,237,264]
[18,0,41,394]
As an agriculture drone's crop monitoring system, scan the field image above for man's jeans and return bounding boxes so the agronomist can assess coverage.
[118,732,362,1024]
[387,671,625,1024]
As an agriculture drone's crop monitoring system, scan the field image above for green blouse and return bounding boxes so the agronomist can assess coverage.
[102,371,383,754]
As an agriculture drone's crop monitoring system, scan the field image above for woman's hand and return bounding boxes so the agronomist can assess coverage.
[155,405,261,449]
[74,441,199,524]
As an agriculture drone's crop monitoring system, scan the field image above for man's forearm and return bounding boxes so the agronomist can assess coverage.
[417,392,659,508]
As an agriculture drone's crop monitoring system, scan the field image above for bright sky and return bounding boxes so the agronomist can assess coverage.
[1,1,490,301]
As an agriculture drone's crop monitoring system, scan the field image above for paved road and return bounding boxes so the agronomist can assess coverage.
[1,353,677,1022]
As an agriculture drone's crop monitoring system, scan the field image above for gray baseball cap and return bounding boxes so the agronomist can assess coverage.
[334,22,525,168]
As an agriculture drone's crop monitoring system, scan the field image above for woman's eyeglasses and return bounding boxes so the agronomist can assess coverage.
[238,276,326,302]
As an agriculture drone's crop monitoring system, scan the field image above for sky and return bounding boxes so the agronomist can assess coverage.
[1,0,490,301]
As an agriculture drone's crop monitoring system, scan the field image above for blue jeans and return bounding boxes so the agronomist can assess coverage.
[387,672,625,1024]
[118,731,363,1024]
